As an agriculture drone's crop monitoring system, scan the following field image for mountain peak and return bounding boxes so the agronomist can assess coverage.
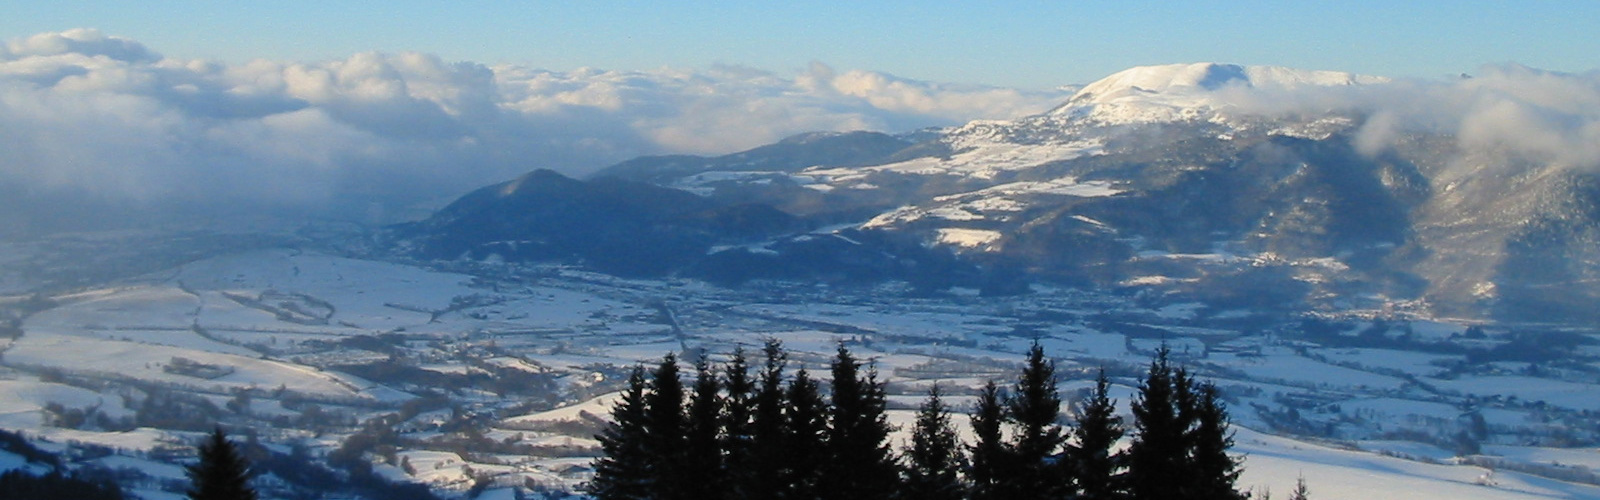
[1078,63,1251,97]
[1071,63,1385,100]
[1048,63,1388,122]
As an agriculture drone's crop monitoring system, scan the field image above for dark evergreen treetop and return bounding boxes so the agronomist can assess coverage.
[584,342,1254,500]
[821,344,899,500]
[722,346,755,441]
[782,367,829,500]
[745,339,791,498]
[967,380,1009,500]
[721,346,757,500]
[1187,382,1246,500]
[901,384,966,500]
[1064,369,1124,500]
[643,353,686,446]
[682,353,726,500]
[1126,346,1186,500]
[754,341,788,433]
[643,353,688,499]
[1007,341,1067,499]
[589,366,651,500]
[186,427,257,500]
[1173,365,1200,494]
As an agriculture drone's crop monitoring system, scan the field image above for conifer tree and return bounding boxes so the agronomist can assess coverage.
[745,340,791,498]
[590,366,651,500]
[682,354,725,499]
[902,385,966,500]
[783,367,829,499]
[1125,346,1186,500]
[587,344,1254,500]
[1171,366,1200,495]
[1288,476,1309,500]
[1187,382,1245,500]
[721,347,756,500]
[187,427,257,500]
[821,344,900,500]
[1008,342,1067,499]
[1065,369,1123,500]
[967,380,1009,500]
[643,353,688,499]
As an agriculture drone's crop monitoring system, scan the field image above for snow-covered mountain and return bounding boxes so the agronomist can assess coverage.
[397,62,1598,323]
[1049,62,1388,124]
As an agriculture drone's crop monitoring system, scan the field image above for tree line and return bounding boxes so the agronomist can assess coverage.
[1,340,1296,500]
[590,341,1292,500]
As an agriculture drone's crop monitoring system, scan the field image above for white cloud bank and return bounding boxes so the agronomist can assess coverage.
[5,29,1600,229]
[1210,64,1600,171]
[0,29,1068,222]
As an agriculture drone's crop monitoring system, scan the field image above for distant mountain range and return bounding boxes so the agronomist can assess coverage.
[391,63,1600,323]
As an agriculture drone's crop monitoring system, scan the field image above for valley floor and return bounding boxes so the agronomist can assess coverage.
[1,233,1599,499]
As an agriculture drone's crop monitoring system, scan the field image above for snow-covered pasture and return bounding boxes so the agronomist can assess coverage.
[3,247,1600,499]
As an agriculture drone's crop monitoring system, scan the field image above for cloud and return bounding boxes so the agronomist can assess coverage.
[1447,65,1600,169]
[4,28,159,62]
[1203,64,1600,173]
[11,30,1600,232]
[0,30,1072,227]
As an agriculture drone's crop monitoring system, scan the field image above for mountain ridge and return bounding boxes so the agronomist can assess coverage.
[393,62,1600,322]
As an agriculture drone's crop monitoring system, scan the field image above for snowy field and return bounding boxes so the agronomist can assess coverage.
[2,242,1599,498]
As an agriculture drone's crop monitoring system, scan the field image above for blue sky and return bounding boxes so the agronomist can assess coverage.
[5,1,1597,88]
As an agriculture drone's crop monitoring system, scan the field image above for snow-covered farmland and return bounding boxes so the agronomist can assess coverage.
[1,240,1599,498]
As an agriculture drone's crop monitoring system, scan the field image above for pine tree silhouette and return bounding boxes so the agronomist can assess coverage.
[721,347,756,500]
[1171,366,1200,496]
[643,353,688,499]
[1008,342,1067,498]
[590,366,651,500]
[746,340,790,498]
[1065,369,1123,500]
[1187,382,1246,500]
[821,344,899,500]
[1126,346,1186,500]
[682,354,724,499]
[902,384,966,500]
[782,367,828,499]
[967,380,1009,500]
[585,344,1255,500]
[186,427,257,500]
[1288,476,1310,500]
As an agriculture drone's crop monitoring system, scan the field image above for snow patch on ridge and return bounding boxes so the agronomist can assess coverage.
[936,228,1003,249]
[864,177,1123,229]
[950,177,1124,199]
[806,137,1104,182]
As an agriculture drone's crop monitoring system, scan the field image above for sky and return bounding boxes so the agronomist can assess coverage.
[2,2,1599,230]
[5,1,1598,88]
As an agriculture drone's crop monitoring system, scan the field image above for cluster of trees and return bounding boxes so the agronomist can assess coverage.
[591,342,1278,500]
[8,418,414,499]
[0,429,124,500]
[0,469,125,500]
